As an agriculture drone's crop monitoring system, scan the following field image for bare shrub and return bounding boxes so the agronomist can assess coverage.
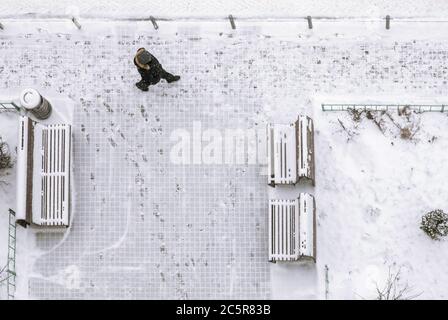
[400,127,413,139]
[337,118,357,141]
[366,110,386,134]
[398,105,412,118]
[0,137,13,171]
[421,209,448,240]
[340,106,422,141]
[376,267,421,300]
[347,108,364,122]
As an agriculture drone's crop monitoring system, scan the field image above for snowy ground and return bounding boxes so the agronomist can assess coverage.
[313,102,448,300]
[0,19,448,299]
[2,0,448,19]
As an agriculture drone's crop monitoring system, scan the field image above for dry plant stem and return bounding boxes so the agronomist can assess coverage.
[376,267,422,300]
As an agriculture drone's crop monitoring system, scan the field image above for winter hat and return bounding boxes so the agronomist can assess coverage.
[137,49,152,65]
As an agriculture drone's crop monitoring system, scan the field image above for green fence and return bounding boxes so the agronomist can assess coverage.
[321,104,447,113]
[0,102,20,113]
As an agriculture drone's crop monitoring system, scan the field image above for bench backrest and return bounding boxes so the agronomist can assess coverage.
[267,115,315,186]
[268,193,316,262]
[16,116,71,228]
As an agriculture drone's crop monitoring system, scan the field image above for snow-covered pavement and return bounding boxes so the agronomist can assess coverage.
[0,20,448,299]
[2,0,448,19]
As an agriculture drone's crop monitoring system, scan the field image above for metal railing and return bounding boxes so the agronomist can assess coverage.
[1,14,448,31]
[321,104,448,113]
[6,209,17,300]
[0,102,20,113]
[2,13,448,21]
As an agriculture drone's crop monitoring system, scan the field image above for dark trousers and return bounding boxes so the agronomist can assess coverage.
[138,69,177,87]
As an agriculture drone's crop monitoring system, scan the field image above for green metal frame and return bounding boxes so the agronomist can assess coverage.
[321,103,447,113]
[0,102,20,113]
[6,209,17,300]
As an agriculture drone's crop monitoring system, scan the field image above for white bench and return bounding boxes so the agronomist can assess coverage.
[268,193,316,262]
[16,116,71,228]
[267,115,315,186]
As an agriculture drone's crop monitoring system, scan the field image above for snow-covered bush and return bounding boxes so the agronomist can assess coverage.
[0,137,13,172]
[420,209,448,240]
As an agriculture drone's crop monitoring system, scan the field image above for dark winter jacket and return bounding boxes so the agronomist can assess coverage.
[134,53,164,84]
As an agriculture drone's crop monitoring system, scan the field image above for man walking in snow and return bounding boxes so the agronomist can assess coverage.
[134,48,180,91]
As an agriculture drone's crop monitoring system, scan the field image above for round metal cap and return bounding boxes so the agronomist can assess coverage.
[20,88,43,110]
